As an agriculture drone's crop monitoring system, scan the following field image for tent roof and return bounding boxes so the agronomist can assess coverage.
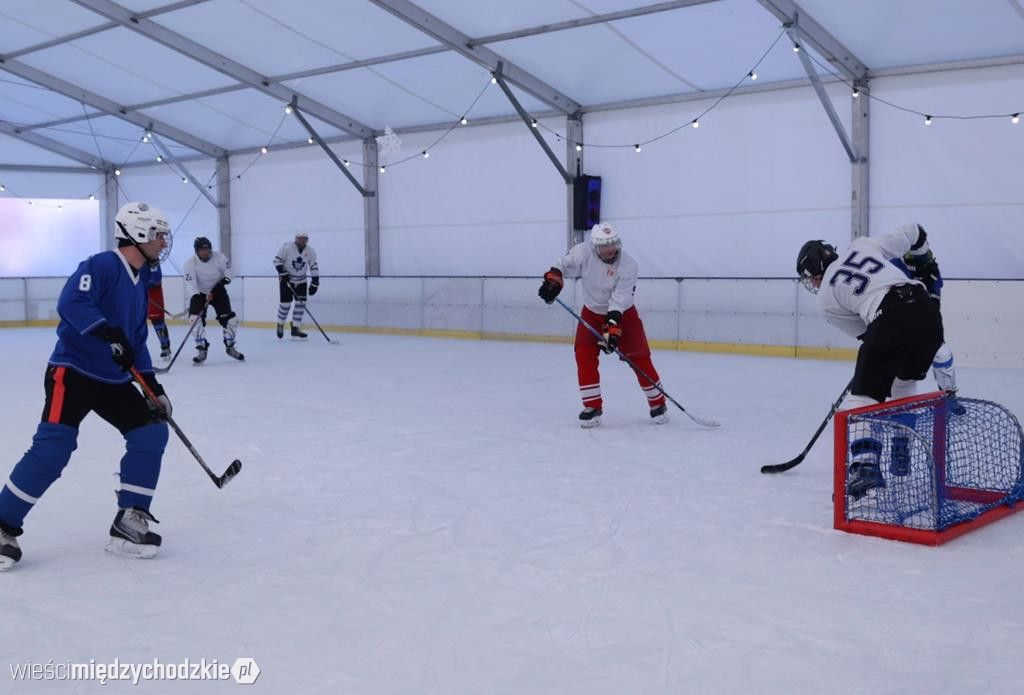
[2,0,1022,169]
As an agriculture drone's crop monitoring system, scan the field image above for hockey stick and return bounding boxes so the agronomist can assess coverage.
[288,282,339,345]
[147,297,188,320]
[760,379,853,474]
[554,298,720,428]
[129,367,242,489]
[154,301,207,374]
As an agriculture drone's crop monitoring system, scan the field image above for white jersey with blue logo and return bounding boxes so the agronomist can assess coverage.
[817,226,926,339]
[273,242,319,282]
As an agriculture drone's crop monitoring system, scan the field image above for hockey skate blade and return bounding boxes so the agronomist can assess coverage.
[105,539,159,559]
[579,418,601,429]
[0,556,17,571]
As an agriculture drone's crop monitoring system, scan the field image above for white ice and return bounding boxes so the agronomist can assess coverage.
[2,326,1023,694]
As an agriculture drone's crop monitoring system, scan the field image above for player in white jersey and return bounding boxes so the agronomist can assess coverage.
[183,237,243,363]
[538,223,668,428]
[797,223,944,499]
[273,232,320,339]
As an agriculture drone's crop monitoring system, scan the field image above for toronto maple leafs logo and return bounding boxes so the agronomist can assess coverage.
[291,257,306,272]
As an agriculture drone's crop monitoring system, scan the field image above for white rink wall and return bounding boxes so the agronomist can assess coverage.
[2,275,1021,368]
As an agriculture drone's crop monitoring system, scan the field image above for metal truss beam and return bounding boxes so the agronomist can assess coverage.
[0,163,97,174]
[0,121,114,169]
[754,0,867,81]
[786,25,857,162]
[290,101,370,197]
[71,0,376,139]
[2,0,213,60]
[368,0,582,115]
[149,132,218,207]
[0,58,226,157]
[493,65,570,183]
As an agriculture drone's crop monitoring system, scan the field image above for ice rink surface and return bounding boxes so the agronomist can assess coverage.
[2,326,1023,694]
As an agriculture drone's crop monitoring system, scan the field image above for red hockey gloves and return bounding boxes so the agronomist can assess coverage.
[93,324,135,370]
[538,268,563,304]
[601,311,623,354]
[309,277,320,296]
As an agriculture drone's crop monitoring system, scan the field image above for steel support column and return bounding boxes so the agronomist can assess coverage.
[566,116,584,250]
[363,140,381,277]
[216,156,232,256]
[851,81,870,239]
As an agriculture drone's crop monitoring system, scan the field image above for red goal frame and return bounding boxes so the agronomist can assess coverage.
[834,392,1024,545]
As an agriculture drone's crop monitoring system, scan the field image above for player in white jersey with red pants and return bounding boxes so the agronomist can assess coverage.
[539,223,668,428]
[797,223,943,498]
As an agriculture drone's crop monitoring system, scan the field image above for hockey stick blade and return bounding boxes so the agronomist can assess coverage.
[686,412,721,428]
[212,459,242,488]
[760,455,805,474]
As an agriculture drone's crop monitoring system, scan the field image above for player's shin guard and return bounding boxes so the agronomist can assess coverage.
[218,313,238,346]
[932,343,957,392]
[116,423,167,511]
[153,320,170,351]
[277,303,291,324]
[292,300,305,327]
[0,423,78,528]
[891,377,917,400]
[191,316,206,345]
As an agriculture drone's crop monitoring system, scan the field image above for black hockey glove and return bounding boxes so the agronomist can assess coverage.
[309,278,319,296]
[141,372,172,420]
[904,251,942,301]
[538,268,563,304]
[92,324,135,370]
[601,311,623,354]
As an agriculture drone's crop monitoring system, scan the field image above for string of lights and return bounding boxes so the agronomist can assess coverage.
[798,42,1021,126]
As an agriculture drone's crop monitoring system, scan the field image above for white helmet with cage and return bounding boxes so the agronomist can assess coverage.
[590,222,621,263]
[114,202,170,244]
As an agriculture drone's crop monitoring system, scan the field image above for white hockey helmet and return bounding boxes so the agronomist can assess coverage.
[590,222,621,261]
[114,202,169,244]
[295,231,309,241]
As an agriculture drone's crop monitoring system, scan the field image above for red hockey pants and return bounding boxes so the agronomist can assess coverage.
[575,305,665,411]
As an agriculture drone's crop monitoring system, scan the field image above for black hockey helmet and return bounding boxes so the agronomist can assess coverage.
[193,236,212,252]
[796,240,838,293]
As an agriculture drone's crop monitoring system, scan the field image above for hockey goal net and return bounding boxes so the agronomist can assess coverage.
[835,392,1024,545]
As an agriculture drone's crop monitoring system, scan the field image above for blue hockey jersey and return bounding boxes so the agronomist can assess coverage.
[48,250,155,383]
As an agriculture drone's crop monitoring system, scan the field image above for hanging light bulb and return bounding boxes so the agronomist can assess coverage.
[156,155,163,162]
[307,137,314,144]
[575,143,582,152]
[691,119,700,128]
[852,88,860,98]
[0,184,5,191]
[343,159,350,167]
[490,76,497,84]
[114,169,121,176]
[57,205,63,212]
[634,144,642,152]
[27,200,33,206]
[530,118,538,128]
[792,43,801,52]
[422,150,429,158]
[924,115,933,126]
[88,194,95,200]
[285,105,293,114]
[1013,113,1021,124]
[379,165,386,173]
[460,116,468,125]
[261,146,268,154]
[748,71,757,81]
[182,177,188,184]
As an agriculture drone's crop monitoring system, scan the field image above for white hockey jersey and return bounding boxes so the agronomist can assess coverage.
[274,242,319,282]
[183,251,232,295]
[817,226,927,339]
[555,242,639,315]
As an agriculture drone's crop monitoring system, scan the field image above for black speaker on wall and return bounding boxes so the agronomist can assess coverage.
[572,175,601,231]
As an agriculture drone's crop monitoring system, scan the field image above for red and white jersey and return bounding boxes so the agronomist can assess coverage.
[274,242,319,282]
[817,226,926,338]
[183,251,232,295]
[555,242,639,315]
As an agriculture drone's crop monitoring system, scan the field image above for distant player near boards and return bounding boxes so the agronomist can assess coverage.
[273,232,319,339]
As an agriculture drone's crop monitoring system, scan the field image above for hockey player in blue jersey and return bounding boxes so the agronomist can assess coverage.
[0,202,173,570]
